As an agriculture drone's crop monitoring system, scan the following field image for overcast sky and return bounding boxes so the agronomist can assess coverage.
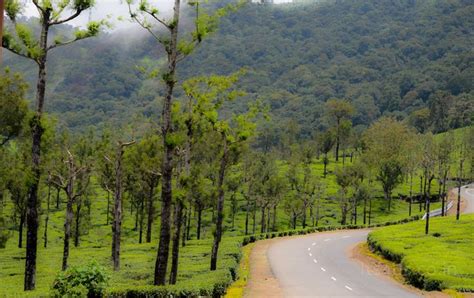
[23,0,293,28]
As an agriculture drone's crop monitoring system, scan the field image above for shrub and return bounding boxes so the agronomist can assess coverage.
[52,261,109,297]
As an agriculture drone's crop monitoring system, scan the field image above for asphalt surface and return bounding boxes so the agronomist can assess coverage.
[267,185,474,297]
[268,230,418,297]
[461,184,474,214]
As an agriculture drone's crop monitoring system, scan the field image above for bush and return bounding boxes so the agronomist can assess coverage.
[52,261,109,297]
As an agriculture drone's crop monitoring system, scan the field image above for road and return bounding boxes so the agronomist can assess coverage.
[267,186,474,297]
[461,184,474,214]
[268,230,418,297]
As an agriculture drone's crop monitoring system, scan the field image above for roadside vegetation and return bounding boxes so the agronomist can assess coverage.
[368,214,474,292]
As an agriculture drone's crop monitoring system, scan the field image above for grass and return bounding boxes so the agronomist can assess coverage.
[0,154,444,295]
[368,214,474,292]
[224,243,254,298]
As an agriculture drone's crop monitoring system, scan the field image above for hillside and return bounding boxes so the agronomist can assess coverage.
[4,0,473,137]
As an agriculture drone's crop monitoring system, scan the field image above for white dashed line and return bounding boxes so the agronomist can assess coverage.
[308,247,311,251]
[345,286,353,291]
[313,259,318,263]
[320,267,326,272]
[312,242,316,246]
[309,253,312,257]
[331,276,337,281]
[324,239,330,242]
[342,236,351,239]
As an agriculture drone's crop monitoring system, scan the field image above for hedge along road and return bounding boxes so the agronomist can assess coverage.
[265,187,474,297]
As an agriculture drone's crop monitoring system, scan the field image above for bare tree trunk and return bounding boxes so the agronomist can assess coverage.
[139,199,144,244]
[409,174,413,216]
[272,204,277,231]
[170,201,183,284]
[181,208,187,247]
[112,143,133,271]
[252,202,257,234]
[44,184,51,248]
[146,185,155,243]
[210,139,228,271]
[260,206,266,233]
[62,194,74,271]
[456,160,464,220]
[106,191,110,225]
[154,0,181,286]
[363,194,367,225]
[196,205,202,240]
[245,200,250,235]
[19,211,25,248]
[74,200,81,247]
[368,197,372,225]
[186,207,191,241]
[425,176,434,234]
[441,170,448,216]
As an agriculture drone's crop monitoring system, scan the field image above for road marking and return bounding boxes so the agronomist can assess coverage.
[324,239,331,242]
[345,285,353,291]
[312,242,316,246]
[313,259,318,263]
[320,267,326,272]
[331,276,337,281]
[309,253,312,257]
[342,236,351,239]
[308,247,311,251]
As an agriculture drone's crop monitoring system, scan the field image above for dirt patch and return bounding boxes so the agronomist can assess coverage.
[243,238,283,298]
[350,242,473,298]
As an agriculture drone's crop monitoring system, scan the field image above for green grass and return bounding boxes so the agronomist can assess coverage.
[368,214,474,292]
[0,154,444,295]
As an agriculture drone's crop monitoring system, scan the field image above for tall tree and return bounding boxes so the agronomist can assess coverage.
[2,1,103,289]
[325,99,355,162]
[363,118,414,211]
[420,134,436,234]
[127,0,237,285]
[50,147,91,271]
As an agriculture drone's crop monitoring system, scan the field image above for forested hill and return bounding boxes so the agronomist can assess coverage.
[4,0,474,137]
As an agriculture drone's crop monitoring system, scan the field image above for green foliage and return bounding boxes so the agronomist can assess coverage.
[368,214,474,292]
[4,0,473,134]
[51,261,109,297]
[0,69,29,146]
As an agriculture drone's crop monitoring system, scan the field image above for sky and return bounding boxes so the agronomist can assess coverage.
[23,0,293,28]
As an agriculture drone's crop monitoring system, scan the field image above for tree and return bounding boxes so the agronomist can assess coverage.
[2,1,103,289]
[436,132,454,216]
[419,134,436,234]
[318,130,335,178]
[0,70,28,146]
[181,73,262,271]
[50,147,91,271]
[126,0,238,285]
[106,141,135,271]
[325,99,355,162]
[363,118,414,211]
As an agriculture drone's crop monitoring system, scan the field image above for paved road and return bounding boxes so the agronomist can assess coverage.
[461,184,474,214]
[267,185,474,297]
[268,230,418,297]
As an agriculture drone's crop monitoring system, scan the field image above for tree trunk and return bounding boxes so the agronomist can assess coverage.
[170,201,183,284]
[441,170,448,216]
[272,204,277,231]
[19,211,25,248]
[425,176,433,235]
[112,144,130,271]
[139,199,144,244]
[154,0,181,286]
[197,205,202,240]
[252,202,257,234]
[353,196,357,225]
[245,199,250,235]
[146,185,155,243]
[409,174,413,217]
[368,197,372,225]
[186,207,191,241]
[260,206,265,233]
[62,194,74,271]
[302,205,307,229]
[181,208,187,247]
[456,160,464,220]
[25,24,50,289]
[106,191,110,225]
[210,139,228,271]
[56,188,60,209]
[44,184,50,248]
[363,194,367,225]
[74,201,81,247]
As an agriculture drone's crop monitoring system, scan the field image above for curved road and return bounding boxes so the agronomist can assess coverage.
[268,186,474,297]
